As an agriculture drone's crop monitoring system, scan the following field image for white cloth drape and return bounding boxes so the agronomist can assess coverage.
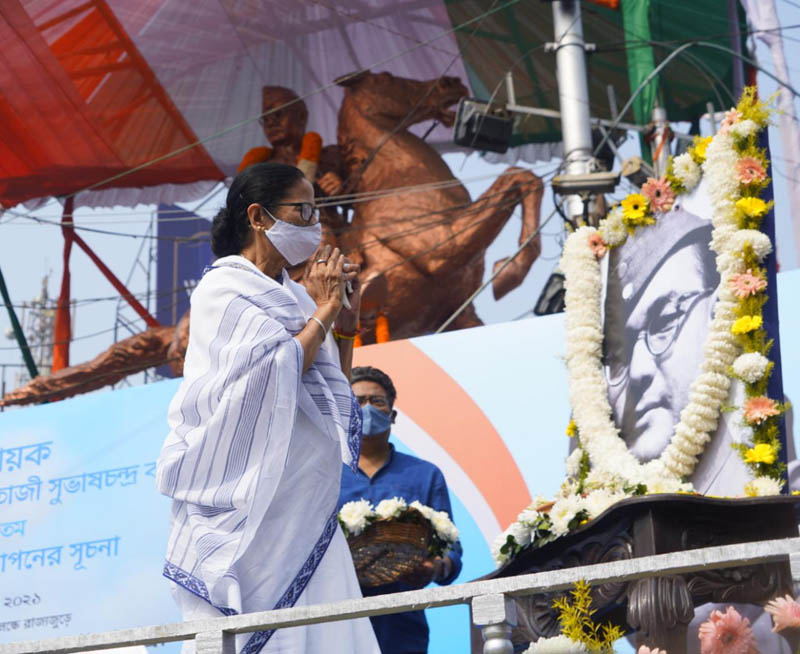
[156,255,374,654]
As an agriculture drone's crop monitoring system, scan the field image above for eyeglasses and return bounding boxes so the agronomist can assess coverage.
[264,202,320,223]
[355,395,390,409]
[605,288,715,388]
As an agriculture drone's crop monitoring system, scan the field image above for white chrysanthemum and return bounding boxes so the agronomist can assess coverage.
[673,152,701,190]
[565,448,584,478]
[646,476,694,494]
[744,476,783,497]
[549,494,584,537]
[729,229,773,261]
[339,499,374,535]
[732,352,770,383]
[583,468,626,492]
[557,478,581,500]
[525,635,588,654]
[599,207,627,247]
[375,496,407,520]
[409,500,434,520]
[517,507,540,526]
[730,119,758,139]
[506,521,531,549]
[431,510,459,543]
[491,530,511,566]
[583,489,628,519]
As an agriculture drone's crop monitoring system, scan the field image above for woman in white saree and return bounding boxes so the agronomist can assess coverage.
[156,162,379,654]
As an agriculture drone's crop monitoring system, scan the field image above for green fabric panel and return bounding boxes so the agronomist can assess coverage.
[621,0,657,126]
[442,0,747,146]
[0,266,39,379]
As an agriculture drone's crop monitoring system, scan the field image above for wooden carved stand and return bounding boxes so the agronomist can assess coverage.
[471,495,800,654]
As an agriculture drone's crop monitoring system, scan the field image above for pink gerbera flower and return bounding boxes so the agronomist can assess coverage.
[640,177,675,213]
[638,647,668,654]
[765,594,800,632]
[721,108,742,132]
[698,606,758,654]
[728,269,767,298]
[737,157,767,185]
[743,396,781,424]
[587,232,607,258]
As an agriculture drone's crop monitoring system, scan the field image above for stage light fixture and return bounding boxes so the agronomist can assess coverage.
[552,171,619,196]
[534,271,566,316]
[453,98,514,154]
[621,156,655,188]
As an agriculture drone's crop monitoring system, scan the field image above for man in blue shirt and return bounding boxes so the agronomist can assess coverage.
[338,366,463,654]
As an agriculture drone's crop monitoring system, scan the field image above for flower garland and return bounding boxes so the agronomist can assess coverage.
[492,88,787,567]
[338,497,459,557]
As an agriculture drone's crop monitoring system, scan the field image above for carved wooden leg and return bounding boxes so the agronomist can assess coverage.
[627,576,694,654]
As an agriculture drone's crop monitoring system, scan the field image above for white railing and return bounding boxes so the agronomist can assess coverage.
[2,537,800,654]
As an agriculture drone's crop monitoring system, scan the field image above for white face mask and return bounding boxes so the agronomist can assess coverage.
[262,214,321,266]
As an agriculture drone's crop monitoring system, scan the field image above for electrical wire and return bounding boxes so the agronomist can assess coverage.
[45,0,523,203]
[434,203,559,334]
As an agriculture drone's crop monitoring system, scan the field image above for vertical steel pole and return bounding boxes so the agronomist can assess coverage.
[552,0,594,221]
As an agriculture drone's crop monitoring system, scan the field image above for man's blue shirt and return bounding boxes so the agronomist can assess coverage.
[338,443,463,654]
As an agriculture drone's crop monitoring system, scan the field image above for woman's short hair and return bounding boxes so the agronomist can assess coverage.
[351,366,397,407]
[211,162,305,257]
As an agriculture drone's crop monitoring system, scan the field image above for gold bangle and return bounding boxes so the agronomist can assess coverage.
[333,329,357,341]
[309,316,328,338]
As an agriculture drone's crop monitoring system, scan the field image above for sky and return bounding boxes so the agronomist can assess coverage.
[1,1,800,399]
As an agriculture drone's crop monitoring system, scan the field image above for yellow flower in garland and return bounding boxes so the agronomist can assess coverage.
[565,419,577,438]
[620,193,654,233]
[744,443,777,465]
[621,193,648,219]
[731,314,763,335]
[736,196,768,218]
[690,135,712,163]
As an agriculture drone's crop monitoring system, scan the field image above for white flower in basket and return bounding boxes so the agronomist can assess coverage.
[431,510,459,544]
[338,499,375,536]
[375,496,407,520]
[408,500,434,520]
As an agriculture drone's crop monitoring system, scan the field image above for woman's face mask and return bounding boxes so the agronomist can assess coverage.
[262,208,321,266]
[361,404,392,437]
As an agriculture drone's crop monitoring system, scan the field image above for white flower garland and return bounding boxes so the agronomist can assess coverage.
[559,123,769,485]
[491,95,782,568]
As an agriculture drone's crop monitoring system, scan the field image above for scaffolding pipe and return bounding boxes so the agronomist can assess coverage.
[551,0,595,221]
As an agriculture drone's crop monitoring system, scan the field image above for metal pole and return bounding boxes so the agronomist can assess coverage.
[551,0,594,220]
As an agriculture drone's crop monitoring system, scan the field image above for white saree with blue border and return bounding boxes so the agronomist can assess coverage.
[156,255,377,653]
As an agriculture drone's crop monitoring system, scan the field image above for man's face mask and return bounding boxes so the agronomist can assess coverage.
[361,404,392,437]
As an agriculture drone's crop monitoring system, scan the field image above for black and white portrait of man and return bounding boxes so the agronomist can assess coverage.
[602,191,796,653]
[602,192,753,495]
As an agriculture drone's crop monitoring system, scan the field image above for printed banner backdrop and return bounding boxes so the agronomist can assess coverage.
[0,270,799,653]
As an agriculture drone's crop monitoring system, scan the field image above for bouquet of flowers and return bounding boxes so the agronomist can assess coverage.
[338,497,459,586]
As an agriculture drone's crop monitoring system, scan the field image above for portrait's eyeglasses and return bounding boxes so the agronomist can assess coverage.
[355,395,390,409]
[605,288,715,388]
[266,202,320,223]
